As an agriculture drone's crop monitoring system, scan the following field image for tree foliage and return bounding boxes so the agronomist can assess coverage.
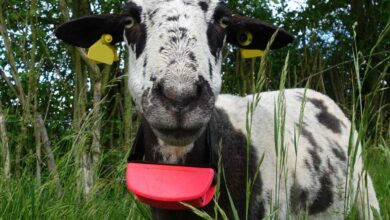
[0,0,389,218]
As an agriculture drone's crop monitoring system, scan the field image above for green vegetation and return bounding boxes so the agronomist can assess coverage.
[0,0,389,219]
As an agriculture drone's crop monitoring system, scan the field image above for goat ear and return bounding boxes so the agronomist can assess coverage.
[55,14,125,48]
[226,16,294,50]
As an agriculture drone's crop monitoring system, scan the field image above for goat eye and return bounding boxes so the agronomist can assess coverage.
[124,17,135,29]
[219,16,230,29]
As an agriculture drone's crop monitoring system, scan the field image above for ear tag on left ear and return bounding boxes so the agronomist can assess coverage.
[87,34,118,65]
[237,31,264,59]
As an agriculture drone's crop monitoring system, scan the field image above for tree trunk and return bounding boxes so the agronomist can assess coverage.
[0,104,11,178]
[33,114,42,185]
[91,72,103,166]
[36,114,58,177]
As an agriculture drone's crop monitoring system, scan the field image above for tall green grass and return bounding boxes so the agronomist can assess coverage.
[0,150,151,220]
[1,25,389,220]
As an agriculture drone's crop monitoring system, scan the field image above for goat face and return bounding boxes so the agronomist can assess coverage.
[125,1,226,146]
[55,0,294,146]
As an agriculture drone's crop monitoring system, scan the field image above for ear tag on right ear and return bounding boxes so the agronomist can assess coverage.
[237,31,264,59]
[87,34,118,65]
[240,49,264,59]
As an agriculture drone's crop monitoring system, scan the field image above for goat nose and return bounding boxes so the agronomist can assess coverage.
[157,81,201,108]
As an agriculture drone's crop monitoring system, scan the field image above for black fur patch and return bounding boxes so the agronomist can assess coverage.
[167,15,179,21]
[125,23,147,58]
[199,2,209,12]
[206,3,230,59]
[332,147,346,161]
[302,128,322,172]
[188,51,197,62]
[213,108,265,219]
[309,98,343,133]
[179,27,188,39]
[209,60,213,80]
[170,36,178,43]
[290,184,309,213]
[308,149,321,172]
[143,56,148,67]
[143,108,265,219]
[207,23,225,59]
[308,173,334,215]
[159,46,165,53]
[123,2,142,23]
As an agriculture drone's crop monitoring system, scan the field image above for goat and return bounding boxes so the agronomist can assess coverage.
[55,0,380,219]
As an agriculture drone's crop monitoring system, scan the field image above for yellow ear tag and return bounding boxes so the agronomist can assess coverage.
[236,31,264,59]
[240,49,265,59]
[87,34,119,65]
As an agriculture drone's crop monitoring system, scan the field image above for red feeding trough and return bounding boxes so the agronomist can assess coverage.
[126,124,217,210]
[126,163,216,210]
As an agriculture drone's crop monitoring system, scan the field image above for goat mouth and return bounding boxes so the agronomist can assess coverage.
[152,126,205,146]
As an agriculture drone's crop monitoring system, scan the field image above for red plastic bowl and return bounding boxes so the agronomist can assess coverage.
[126,162,216,210]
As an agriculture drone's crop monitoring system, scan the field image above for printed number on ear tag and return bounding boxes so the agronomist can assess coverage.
[87,34,119,65]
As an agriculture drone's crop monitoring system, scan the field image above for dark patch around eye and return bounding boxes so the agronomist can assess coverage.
[212,2,231,22]
[207,24,225,59]
[207,3,231,59]
[125,23,147,58]
[123,2,146,58]
[123,2,142,23]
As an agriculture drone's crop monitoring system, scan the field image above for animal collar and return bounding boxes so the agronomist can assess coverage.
[126,121,217,210]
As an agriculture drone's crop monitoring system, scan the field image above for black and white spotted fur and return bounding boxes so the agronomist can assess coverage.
[55,0,380,219]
